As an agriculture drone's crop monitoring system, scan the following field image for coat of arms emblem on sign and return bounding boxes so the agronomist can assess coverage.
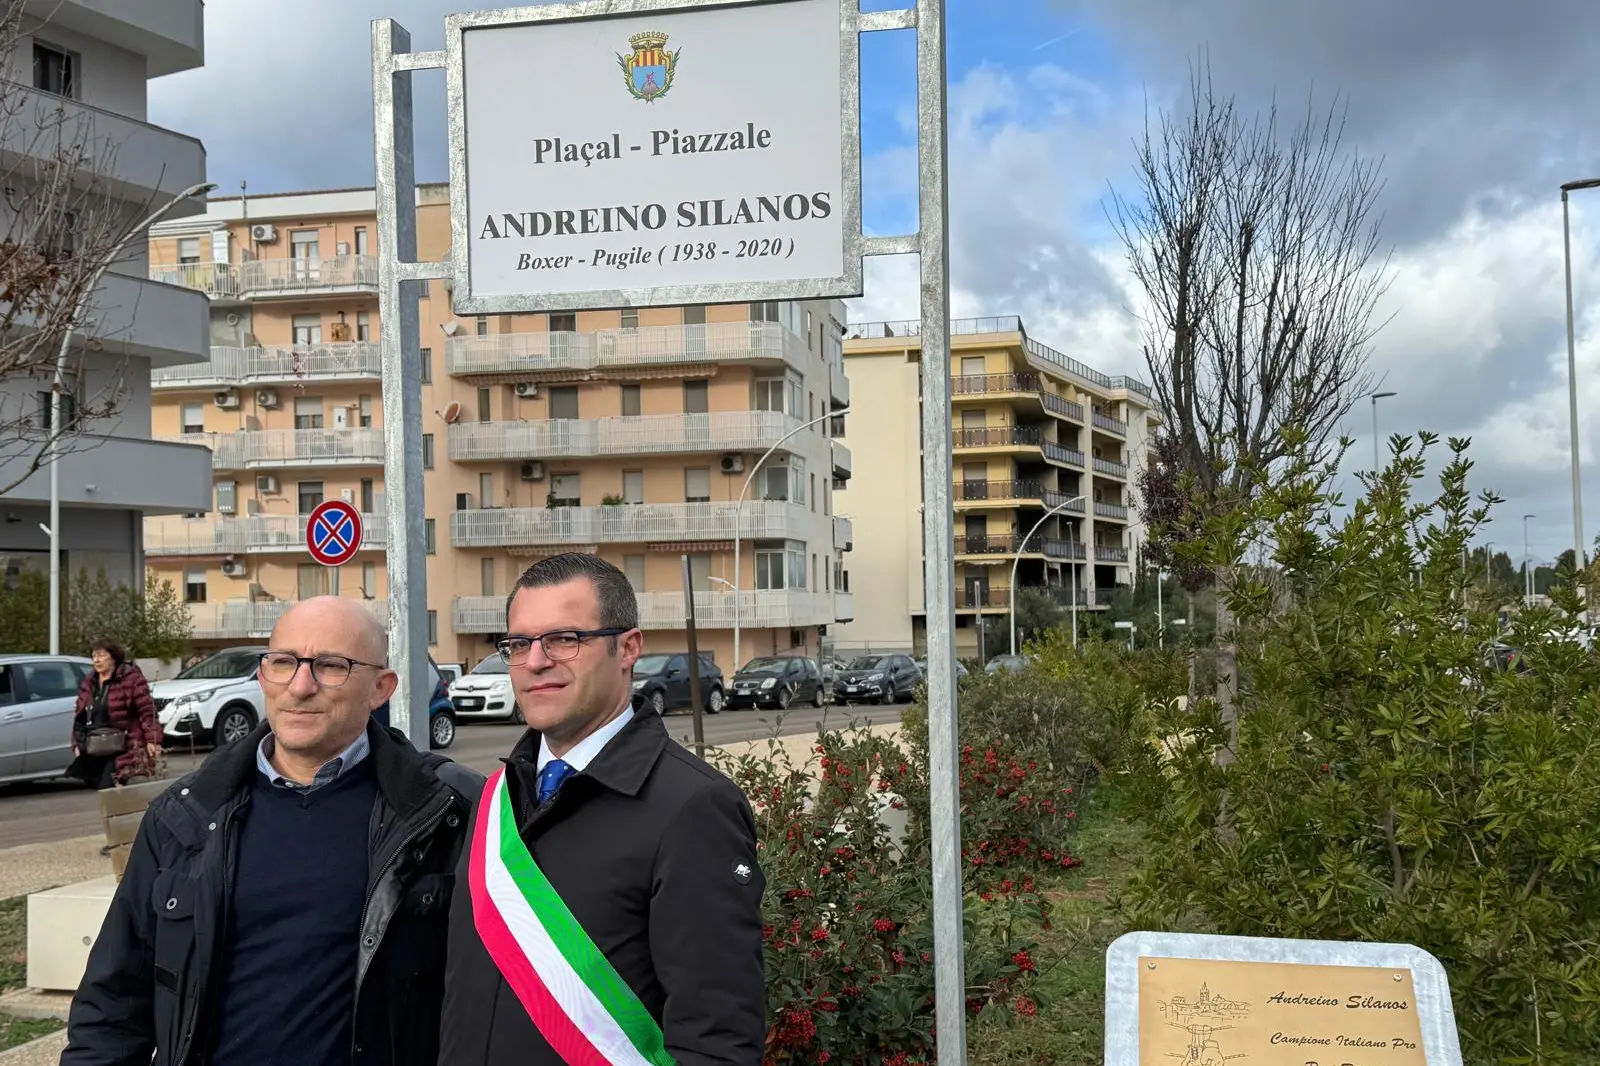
[617,30,680,102]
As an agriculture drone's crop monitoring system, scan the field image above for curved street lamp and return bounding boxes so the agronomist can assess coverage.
[1562,178,1600,574]
[1008,494,1085,656]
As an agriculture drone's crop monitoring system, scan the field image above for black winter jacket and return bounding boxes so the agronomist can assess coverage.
[437,710,767,1066]
[60,720,484,1066]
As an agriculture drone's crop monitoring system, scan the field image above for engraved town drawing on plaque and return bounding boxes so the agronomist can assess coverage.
[1159,983,1253,1064]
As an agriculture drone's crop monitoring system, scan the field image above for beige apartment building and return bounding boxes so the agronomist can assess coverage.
[832,316,1156,657]
[143,184,854,672]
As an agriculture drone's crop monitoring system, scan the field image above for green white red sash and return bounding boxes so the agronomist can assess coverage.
[468,768,676,1066]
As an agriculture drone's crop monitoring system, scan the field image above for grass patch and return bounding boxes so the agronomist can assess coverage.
[0,897,24,994]
[973,777,1144,1066]
[0,1016,62,1052]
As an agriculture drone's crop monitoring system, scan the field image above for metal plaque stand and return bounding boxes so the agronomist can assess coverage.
[371,2,962,1058]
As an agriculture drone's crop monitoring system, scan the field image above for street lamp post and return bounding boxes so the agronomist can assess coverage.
[48,181,216,653]
[1562,178,1600,574]
[1524,513,1536,602]
[1008,495,1084,656]
[1370,390,1397,473]
[733,406,849,672]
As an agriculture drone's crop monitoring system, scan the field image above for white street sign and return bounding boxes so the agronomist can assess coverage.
[447,0,860,313]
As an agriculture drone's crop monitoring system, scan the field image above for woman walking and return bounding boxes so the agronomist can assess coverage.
[68,638,161,789]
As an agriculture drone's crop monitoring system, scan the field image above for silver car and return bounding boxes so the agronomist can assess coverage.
[0,654,95,785]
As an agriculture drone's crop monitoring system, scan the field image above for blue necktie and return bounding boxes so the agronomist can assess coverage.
[537,759,574,805]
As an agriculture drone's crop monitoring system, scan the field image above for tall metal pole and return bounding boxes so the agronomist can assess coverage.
[1564,187,1589,574]
[1370,390,1396,475]
[48,180,216,653]
[1156,568,1164,650]
[372,20,430,751]
[915,1,965,1061]
[1524,513,1535,602]
[1007,495,1083,655]
[1071,558,1079,648]
[682,555,705,759]
[732,407,848,672]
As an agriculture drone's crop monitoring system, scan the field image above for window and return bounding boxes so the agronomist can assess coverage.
[623,554,646,591]
[355,226,370,255]
[294,396,324,429]
[33,42,75,97]
[621,384,641,417]
[477,387,492,422]
[183,568,207,604]
[420,347,432,384]
[36,390,76,431]
[358,395,373,428]
[750,301,780,323]
[298,564,328,600]
[422,433,435,470]
[427,610,438,646]
[290,229,320,260]
[479,472,494,509]
[755,548,785,590]
[787,376,804,419]
[360,478,374,512]
[481,557,495,596]
[687,554,712,592]
[812,553,818,592]
[622,470,644,505]
[620,308,639,329]
[810,474,817,512]
[292,314,321,346]
[362,562,377,598]
[180,402,204,435]
[178,238,201,265]
[550,473,581,508]
[476,315,489,337]
[685,468,710,504]
[763,458,806,504]
[356,312,372,342]
[19,661,79,701]
[763,465,788,502]
[752,377,784,412]
[297,482,325,514]
[682,305,706,326]
[549,312,577,333]
[549,386,579,420]
[424,519,436,554]
[683,380,709,414]
[961,356,986,377]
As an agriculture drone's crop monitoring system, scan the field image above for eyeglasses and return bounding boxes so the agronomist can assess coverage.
[258,652,384,688]
[496,628,630,666]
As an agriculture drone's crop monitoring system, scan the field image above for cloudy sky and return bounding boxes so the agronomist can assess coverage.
[150,0,1600,567]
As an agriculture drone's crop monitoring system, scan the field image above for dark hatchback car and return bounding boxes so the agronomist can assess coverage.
[726,656,825,710]
[833,654,922,704]
[631,651,725,715]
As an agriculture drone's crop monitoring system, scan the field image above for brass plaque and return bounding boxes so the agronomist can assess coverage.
[1138,956,1427,1065]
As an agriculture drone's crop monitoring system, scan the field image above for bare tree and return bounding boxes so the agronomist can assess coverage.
[0,1,161,497]
[1112,59,1393,724]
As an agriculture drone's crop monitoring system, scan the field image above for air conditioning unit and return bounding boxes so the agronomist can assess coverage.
[251,223,278,243]
[455,492,474,510]
[221,558,246,578]
[255,475,278,494]
[519,460,545,481]
[514,382,539,398]
[213,390,239,409]
[719,454,744,475]
[332,406,350,430]
[255,389,278,408]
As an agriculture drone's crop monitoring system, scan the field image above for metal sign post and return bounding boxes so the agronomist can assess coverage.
[372,0,961,1057]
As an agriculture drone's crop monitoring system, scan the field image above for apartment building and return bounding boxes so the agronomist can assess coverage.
[832,316,1157,657]
[0,2,211,591]
[144,183,855,670]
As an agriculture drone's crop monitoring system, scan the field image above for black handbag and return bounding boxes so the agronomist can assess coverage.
[85,727,127,758]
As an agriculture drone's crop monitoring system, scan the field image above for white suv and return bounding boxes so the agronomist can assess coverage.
[447,654,521,723]
[152,646,268,747]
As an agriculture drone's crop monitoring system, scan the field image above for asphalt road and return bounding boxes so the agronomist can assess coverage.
[0,703,903,850]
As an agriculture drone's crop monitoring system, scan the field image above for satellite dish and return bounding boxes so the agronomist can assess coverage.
[442,401,462,424]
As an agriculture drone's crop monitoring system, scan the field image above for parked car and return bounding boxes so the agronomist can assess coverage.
[371,658,457,749]
[984,654,1032,674]
[448,653,522,723]
[726,656,825,710]
[833,654,922,704]
[631,651,725,715]
[0,654,95,785]
[151,645,269,747]
[913,657,970,680]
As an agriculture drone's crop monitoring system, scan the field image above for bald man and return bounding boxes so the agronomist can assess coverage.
[62,597,484,1066]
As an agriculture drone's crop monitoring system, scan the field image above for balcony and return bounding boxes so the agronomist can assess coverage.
[1042,441,1086,469]
[830,366,850,409]
[452,589,838,634]
[145,513,387,556]
[149,262,243,302]
[40,0,205,76]
[954,425,1042,450]
[833,515,853,552]
[447,411,803,462]
[239,255,379,299]
[954,534,1079,562]
[832,439,852,481]
[953,372,1040,398]
[189,598,388,641]
[0,80,206,217]
[1040,392,1085,422]
[954,585,1010,610]
[165,429,385,470]
[150,347,248,390]
[833,591,854,622]
[0,433,210,513]
[1095,501,1130,522]
[1096,545,1130,564]
[152,343,384,389]
[445,321,808,378]
[19,271,209,367]
[450,501,810,549]
[1093,456,1129,479]
[1093,411,1128,436]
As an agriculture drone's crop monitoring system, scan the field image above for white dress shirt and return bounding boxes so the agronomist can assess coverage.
[535,703,635,773]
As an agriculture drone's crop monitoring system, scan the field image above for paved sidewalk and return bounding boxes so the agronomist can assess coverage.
[0,838,107,902]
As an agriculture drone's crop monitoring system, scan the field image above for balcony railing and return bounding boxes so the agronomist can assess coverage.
[450,501,809,548]
[833,591,854,622]
[953,425,1042,449]
[189,598,387,640]
[1093,456,1129,479]
[240,255,380,297]
[152,343,383,388]
[165,429,385,469]
[832,439,852,479]
[955,585,1010,609]
[954,534,1078,560]
[149,262,242,300]
[146,513,387,555]
[1042,441,1086,468]
[952,372,1039,396]
[1093,411,1128,435]
[452,589,841,633]
[1095,501,1130,521]
[447,411,803,461]
[445,321,808,377]
[956,479,1043,502]
[833,515,854,551]
[1096,545,1130,563]
[149,347,247,389]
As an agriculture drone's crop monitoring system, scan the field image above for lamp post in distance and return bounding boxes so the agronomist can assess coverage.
[1523,513,1536,602]
[1113,619,1135,649]
[1561,178,1600,573]
[1370,390,1397,474]
[1007,494,1085,657]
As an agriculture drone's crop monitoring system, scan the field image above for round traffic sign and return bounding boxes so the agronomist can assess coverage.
[306,499,364,567]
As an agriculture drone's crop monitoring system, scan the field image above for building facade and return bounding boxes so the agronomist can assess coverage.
[145,184,854,671]
[0,2,211,593]
[832,316,1157,657]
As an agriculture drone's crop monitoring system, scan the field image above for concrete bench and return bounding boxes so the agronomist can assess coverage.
[97,779,173,881]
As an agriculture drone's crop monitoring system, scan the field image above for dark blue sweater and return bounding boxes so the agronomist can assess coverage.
[210,757,376,1066]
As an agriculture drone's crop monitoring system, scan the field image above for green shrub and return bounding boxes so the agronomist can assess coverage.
[1123,434,1600,1063]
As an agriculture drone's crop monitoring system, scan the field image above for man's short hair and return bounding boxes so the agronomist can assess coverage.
[505,552,640,631]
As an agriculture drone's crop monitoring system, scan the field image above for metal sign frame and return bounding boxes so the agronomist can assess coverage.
[372,2,964,1059]
[1105,931,1465,1065]
[306,499,364,567]
[442,0,865,315]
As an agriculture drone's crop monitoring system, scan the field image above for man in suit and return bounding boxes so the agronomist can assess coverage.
[438,552,765,1066]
